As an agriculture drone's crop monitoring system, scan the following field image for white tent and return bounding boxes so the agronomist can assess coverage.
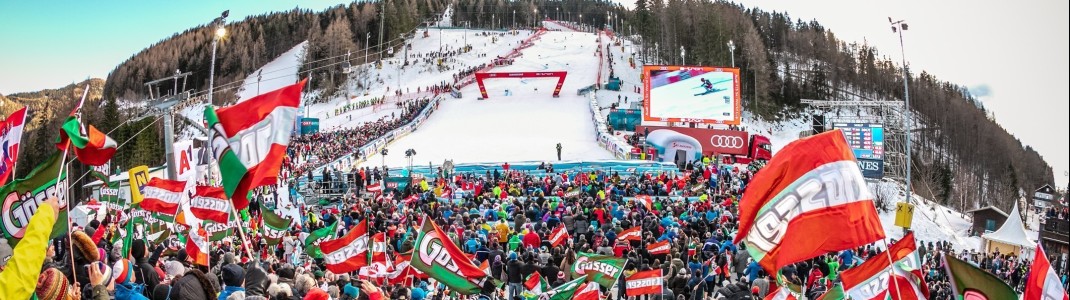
[981,203,1036,255]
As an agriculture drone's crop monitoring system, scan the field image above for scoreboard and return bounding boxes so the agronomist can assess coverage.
[833,122,885,179]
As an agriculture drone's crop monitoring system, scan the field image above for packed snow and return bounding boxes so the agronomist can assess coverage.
[358,27,616,167]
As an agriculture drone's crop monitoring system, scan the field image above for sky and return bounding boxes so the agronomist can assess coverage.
[0,0,1066,186]
[727,0,1069,187]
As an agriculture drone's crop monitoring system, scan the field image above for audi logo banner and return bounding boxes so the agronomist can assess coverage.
[637,126,749,156]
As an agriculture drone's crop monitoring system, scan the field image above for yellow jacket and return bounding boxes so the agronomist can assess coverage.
[0,203,57,300]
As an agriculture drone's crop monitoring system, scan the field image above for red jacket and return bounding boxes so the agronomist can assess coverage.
[523,231,541,249]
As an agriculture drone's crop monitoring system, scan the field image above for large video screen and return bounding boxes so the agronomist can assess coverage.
[642,65,741,124]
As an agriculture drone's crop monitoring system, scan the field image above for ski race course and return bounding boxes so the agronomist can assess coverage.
[357,23,615,167]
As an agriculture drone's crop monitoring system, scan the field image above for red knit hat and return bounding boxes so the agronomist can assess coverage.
[36,268,69,300]
[303,288,330,300]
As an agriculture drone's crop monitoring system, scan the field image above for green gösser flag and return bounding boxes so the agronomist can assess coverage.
[941,253,1018,300]
[570,252,627,289]
[262,207,292,247]
[0,153,68,247]
[542,277,587,300]
[410,216,498,295]
[304,221,338,259]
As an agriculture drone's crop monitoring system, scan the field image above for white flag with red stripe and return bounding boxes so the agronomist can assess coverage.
[647,240,671,255]
[1024,246,1069,300]
[617,226,642,242]
[320,219,370,273]
[625,270,662,296]
[549,224,570,247]
[189,186,231,224]
[139,178,188,215]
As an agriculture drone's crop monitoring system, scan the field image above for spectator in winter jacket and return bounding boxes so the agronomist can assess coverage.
[745,259,761,283]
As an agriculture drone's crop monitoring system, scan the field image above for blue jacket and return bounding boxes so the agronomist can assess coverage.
[745,261,761,283]
[115,283,149,300]
[218,286,245,300]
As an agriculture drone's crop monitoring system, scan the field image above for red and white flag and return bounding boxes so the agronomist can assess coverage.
[573,282,601,300]
[549,224,570,247]
[617,226,642,242]
[366,182,382,193]
[371,232,388,264]
[765,287,799,300]
[386,253,413,285]
[634,195,653,211]
[1024,246,1069,300]
[139,178,188,215]
[647,240,671,255]
[189,186,231,224]
[186,222,210,266]
[0,107,27,186]
[625,270,662,296]
[734,130,885,272]
[840,232,928,300]
[205,79,305,210]
[321,219,370,274]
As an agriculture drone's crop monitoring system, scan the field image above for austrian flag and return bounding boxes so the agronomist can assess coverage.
[617,226,642,242]
[320,219,369,274]
[138,178,187,215]
[626,270,663,296]
[189,186,232,224]
[549,224,570,247]
[205,79,305,210]
[647,240,671,255]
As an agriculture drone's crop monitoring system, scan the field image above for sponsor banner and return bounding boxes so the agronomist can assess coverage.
[857,158,884,179]
[636,125,750,156]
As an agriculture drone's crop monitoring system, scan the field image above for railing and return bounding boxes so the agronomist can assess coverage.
[1042,218,1070,236]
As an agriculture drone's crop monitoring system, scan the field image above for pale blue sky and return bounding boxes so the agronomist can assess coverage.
[1,0,1066,186]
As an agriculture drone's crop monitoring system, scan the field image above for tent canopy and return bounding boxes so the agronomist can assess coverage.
[981,203,1036,251]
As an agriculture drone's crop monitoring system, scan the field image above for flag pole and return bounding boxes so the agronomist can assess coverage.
[882,238,905,300]
[229,196,257,260]
[59,84,90,285]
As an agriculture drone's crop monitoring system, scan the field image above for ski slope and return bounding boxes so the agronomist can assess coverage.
[358,28,615,167]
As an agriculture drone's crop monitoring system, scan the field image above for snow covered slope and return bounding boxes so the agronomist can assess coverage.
[358,29,615,167]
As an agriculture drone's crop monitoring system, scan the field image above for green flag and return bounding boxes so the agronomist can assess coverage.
[304,221,338,258]
[0,153,68,247]
[262,207,292,246]
[206,220,238,242]
[815,283,845,300]
[121,217,135,257]
[569,252,626,289]
[542,277,587,300]
[942,253,1018,300]
[410,217,497,295]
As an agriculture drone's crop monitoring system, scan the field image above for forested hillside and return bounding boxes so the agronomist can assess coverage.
[102,0,450,103]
